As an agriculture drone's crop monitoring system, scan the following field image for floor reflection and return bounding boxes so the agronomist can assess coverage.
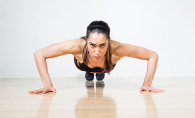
[139,91,158,118]
[36,92,56,118]
[34,80,159,118]
[75,80,118,118]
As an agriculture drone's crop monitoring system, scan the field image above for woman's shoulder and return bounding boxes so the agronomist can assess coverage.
[110,39,123,54]
[60,38,85,54]
[110,39,121,47]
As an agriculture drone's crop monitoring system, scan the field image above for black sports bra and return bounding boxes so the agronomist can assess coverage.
[74,56,116,73]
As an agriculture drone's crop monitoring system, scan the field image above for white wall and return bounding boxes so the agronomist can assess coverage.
[0,0,194,78]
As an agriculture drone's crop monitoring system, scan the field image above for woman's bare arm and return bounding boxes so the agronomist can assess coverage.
[29,38,82,94]
[114,42,165,93]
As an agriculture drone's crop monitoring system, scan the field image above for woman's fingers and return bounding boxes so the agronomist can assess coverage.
[139,87,143,92]
[52,88,56,93]
[42,88,56,94]
[33,89,43,94]
[150,87,157,93]
[151,87,165,92]
[29,87,57,94]
[29,90,37,93]
[34,90,41,93]
[139,86,166,93]
[146,88,150,93]
[157,89,163,92]
[42,90,47,94]
[140,87,150,92]
[28,90,34,93]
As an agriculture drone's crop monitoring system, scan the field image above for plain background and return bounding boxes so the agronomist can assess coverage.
[0,0,194,78]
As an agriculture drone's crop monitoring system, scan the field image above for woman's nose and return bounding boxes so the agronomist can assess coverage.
[95,47,100,55]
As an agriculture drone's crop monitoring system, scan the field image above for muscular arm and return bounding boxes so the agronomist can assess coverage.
[30,39,82,94]
[35,39,82,59]
[114,42,164,92]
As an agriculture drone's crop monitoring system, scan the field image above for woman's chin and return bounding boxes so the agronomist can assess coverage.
[93,58,99,61]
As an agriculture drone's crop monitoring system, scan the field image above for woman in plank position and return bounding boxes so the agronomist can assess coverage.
[29,20,165,94]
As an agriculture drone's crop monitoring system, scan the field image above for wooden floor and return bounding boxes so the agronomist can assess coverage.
[0,77,195,118]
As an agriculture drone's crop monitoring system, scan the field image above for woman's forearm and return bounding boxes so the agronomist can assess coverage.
[142,54,158,86]
[34,52,53,87]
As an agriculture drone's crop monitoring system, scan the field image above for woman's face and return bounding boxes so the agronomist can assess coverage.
[87,32,108,61]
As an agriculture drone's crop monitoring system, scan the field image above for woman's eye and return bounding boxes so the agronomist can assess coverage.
[90,44,94,47]
[101,45,105,47]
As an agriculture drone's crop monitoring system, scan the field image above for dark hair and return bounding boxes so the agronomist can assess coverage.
[80,20,114,75]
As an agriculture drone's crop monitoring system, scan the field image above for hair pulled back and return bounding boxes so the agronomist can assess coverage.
[80,20,114,75]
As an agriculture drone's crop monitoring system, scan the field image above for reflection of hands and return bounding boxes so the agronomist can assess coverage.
[28,86,56,94]
[139,85,165,93]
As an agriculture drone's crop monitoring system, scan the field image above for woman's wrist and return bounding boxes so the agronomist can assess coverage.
[42,78,53,87]
[142,84,151,87]
[44,84,53,88]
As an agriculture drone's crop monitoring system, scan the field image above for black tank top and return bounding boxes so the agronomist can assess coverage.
[74,56,116,73]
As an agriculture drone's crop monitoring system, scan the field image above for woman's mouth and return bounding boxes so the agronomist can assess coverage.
[94,56,100,59]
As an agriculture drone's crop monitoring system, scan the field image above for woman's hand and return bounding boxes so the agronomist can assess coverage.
[28,86,56,94]
[139,85,165,93]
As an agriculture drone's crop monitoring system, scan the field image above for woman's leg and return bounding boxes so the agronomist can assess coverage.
[96,73,105,80]
[85,71,94,81]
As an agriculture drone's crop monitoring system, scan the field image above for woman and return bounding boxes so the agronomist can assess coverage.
[28,20,165,94]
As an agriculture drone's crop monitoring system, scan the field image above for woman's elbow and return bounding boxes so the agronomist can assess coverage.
[34,51,43,58]
[153,52,159,60]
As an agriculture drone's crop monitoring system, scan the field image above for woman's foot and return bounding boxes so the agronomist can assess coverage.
[96,73,105,80]
[85,72,94,81]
